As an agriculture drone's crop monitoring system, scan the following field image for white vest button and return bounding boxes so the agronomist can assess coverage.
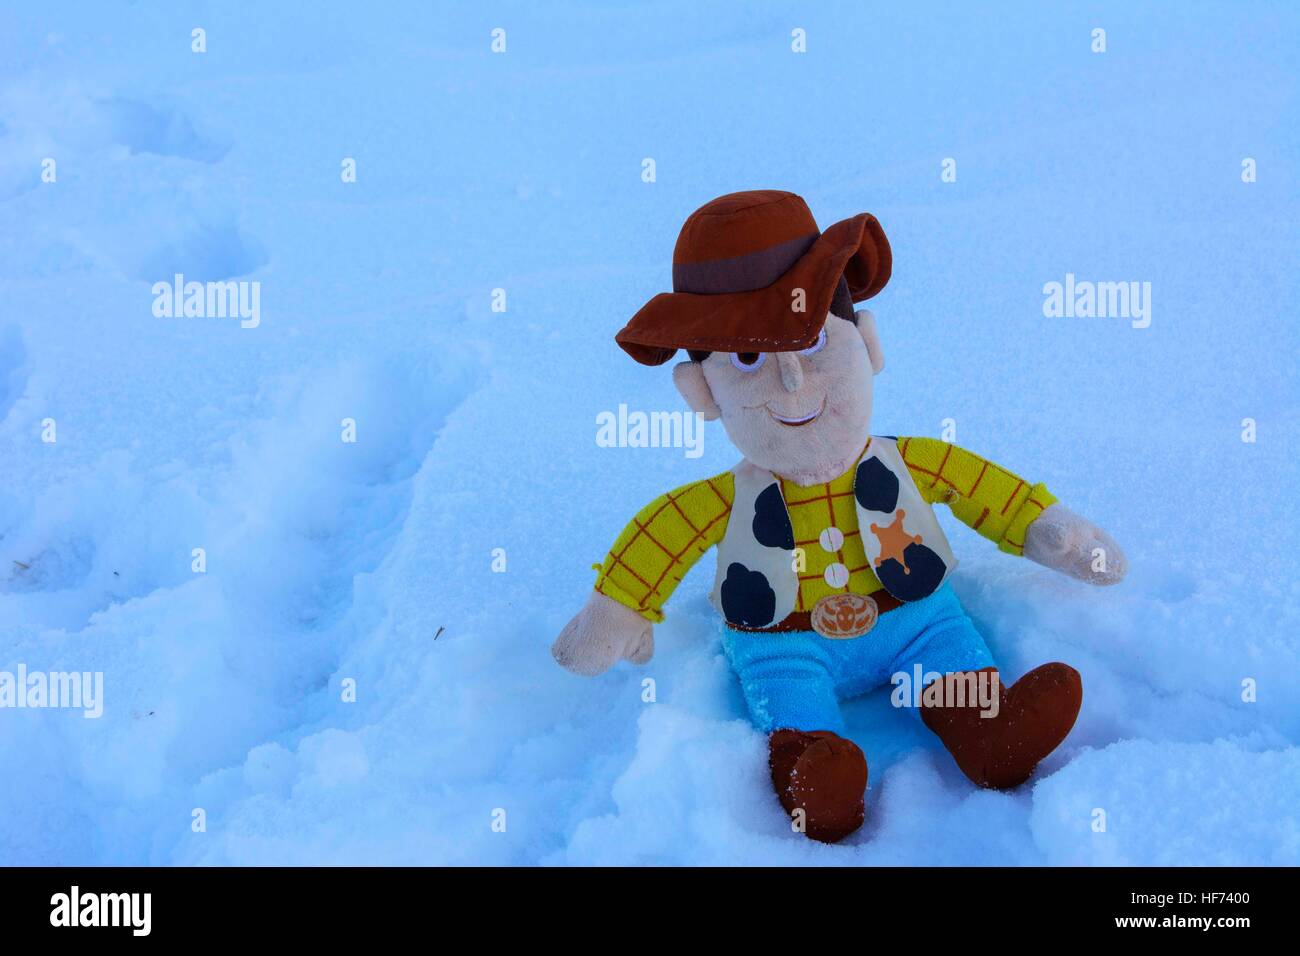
[823,562,850,588]
[818,527,845,552]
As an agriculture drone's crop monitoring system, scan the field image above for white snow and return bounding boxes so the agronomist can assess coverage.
[1,1,1297,864]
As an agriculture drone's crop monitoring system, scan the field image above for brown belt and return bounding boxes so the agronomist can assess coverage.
[726,588,904,633]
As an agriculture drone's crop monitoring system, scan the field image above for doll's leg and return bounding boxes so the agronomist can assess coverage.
[887,587,1081,790]
[829,584,995,702]
[722,629,843,734]
[722,630,867,843]
[886,589,996,682]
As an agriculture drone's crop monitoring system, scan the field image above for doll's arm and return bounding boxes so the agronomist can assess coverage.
[589,472,734,621]
[552,473,734,676]
[899,437,1126,585]
[899,437,1055,555]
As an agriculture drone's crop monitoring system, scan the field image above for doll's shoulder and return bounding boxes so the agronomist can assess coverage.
[653,469,735,516]
[621,469,735,555]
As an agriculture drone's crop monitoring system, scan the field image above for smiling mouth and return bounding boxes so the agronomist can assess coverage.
[767,397,826,427]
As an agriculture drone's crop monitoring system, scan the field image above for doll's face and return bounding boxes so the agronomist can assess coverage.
[674,311,884,485]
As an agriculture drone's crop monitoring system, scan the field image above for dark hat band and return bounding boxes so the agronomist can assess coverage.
[671,232,819,295]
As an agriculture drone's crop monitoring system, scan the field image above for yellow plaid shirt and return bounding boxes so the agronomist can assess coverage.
[594,437,1056,622]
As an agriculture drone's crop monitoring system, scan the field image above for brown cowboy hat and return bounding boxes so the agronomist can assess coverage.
[615,190,891,366]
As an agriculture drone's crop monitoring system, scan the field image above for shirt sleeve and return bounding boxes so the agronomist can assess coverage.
[594,472,735,622]
[898,436,1057,556]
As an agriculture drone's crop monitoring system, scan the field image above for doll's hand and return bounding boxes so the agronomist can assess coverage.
[1024,503,1128,586]
[551,590,655,676]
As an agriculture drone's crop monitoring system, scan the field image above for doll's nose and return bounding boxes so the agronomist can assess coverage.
[776,352,804,393]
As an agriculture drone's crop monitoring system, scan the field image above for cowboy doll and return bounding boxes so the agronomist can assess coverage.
[552,190,1127,843]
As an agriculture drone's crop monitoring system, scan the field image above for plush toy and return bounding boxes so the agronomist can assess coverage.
[552,190,1127,843]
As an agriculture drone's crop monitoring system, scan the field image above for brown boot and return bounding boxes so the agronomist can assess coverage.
[768,729,868,843]
[920,663,1082,790]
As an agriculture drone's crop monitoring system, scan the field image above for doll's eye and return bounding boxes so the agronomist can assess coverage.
[730,352,766,372]
[797,328,827,356]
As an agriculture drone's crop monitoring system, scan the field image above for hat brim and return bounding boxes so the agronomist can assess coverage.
[615,212,891,366]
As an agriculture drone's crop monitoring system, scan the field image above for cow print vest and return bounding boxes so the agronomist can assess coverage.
[709,437,957,631]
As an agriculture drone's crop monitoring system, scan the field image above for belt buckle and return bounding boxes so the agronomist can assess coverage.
[811,593,879,640]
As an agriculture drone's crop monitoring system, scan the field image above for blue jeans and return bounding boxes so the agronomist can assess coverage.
[721,584,995,734]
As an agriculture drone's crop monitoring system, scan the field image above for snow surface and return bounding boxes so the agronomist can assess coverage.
[1,1,1297,865]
